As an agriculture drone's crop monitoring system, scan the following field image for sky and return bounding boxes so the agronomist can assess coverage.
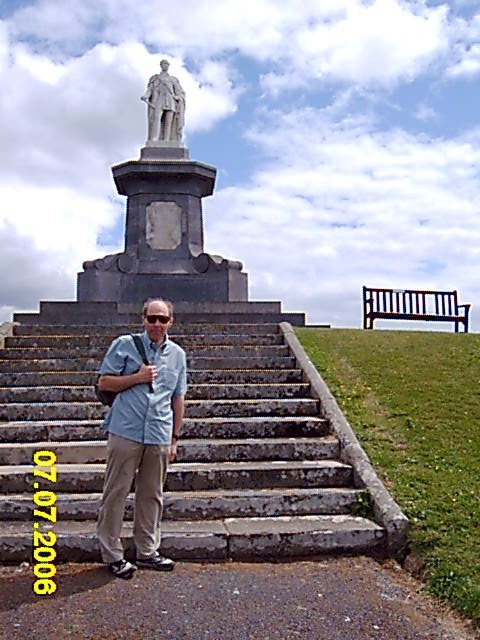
[0,0,479,330]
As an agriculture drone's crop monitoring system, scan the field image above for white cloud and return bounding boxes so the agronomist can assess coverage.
[7,0,450,91]
[447,43,480,77]
[262,0,449,93]
[415,102,438,121]
[204,107,480,327]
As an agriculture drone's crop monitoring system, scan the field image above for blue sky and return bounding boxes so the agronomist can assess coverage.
[0,0,479,330]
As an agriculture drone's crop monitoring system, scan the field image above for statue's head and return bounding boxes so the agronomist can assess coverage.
[160,59,170,71]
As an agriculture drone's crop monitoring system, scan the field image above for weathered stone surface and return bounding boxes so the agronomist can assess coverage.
[0,319,406,563]
[0,460,352,493]
[0,398,319,421]
[280,322,409,556]
[0,436,338,465]
[0,487,361,521]
[6,333,284,348]
[0,516,384,563]
[0,368,303,387]
[0,416,329,443]
[12,322,280,337]
[0,355,297,372]
[0,344,290,359]
[225,515,385,559]
[0,382,311,403]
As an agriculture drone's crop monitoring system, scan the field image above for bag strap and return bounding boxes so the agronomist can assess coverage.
[131,334,153,392]
[131,334,150,365]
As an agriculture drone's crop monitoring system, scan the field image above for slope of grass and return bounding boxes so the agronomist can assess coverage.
[295,328,480,628]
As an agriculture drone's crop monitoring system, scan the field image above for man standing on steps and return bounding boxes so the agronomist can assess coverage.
[96,298,187,579]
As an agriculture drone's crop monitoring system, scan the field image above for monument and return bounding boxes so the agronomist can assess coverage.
[18,60,304,325]
[77,59,248,306]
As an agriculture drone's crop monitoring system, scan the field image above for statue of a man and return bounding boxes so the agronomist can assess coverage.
[141,59,185,143]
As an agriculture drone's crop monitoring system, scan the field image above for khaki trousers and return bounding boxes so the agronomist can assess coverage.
[97,433,170,563]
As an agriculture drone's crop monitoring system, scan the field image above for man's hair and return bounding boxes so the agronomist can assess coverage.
[142,298,174,318]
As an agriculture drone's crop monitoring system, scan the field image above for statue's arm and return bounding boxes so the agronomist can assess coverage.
[141,76,155,102]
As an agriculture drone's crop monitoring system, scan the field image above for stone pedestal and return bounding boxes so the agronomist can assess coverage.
[77,146,248,304]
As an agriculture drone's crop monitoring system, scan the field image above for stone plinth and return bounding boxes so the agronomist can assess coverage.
[77,149,248,304]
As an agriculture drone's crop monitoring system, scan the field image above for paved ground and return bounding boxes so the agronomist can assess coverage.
[0,557,477,640]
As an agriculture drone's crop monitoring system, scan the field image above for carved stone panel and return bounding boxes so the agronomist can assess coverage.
[146,201,182,250]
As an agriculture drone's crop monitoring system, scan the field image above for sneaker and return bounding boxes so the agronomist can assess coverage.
[108,559,137,579]
[136,552,175,571]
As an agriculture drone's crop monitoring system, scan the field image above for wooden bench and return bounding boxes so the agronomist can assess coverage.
[363,286,471,332]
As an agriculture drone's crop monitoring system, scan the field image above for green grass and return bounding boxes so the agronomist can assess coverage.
[295,327,480,628]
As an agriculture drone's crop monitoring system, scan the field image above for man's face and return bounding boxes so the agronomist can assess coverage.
[142,300,173,344]
[160,60,169,72]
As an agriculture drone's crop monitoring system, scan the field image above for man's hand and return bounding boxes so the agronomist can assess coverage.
[136,363,157,384]
[169,440,177,463]
[98,364,156,393]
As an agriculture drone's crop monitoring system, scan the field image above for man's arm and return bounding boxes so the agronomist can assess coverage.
[98,364,156,393]
[169,395,185,462]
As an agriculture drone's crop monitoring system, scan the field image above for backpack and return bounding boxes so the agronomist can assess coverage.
[94,334,150,406]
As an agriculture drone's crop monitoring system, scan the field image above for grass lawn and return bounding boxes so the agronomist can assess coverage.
[295,327,480,629]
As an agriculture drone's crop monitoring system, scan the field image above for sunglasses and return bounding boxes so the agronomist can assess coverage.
[145,314,171,324]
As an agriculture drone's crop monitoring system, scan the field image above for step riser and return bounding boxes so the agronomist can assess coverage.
[0,345,289,359]
[0,384,311,403]
[0,356,297,372]
[0,523,384,563]
[0,370,304,386]
[6,335,284,348]
[0,399,319,421]
[0,440,339,465]
[1,490,360,521]
[13,324,280,337]
[2,466,352,493]
[0,418,329,443]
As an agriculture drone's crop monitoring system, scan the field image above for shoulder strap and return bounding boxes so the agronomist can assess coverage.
[131,334,153,393]
[131,334,150,365]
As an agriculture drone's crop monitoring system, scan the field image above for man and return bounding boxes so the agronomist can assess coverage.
[141,59,185,142]
[96,298,186,579]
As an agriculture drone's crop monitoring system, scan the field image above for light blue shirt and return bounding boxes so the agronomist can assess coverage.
[99,331,187,445]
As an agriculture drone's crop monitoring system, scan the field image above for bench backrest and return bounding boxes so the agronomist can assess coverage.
[363,287,459,316]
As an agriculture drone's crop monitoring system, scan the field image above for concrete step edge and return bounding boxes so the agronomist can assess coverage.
[0,515,385,562]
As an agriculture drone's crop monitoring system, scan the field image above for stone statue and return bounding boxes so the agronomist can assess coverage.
[141,59,185,143]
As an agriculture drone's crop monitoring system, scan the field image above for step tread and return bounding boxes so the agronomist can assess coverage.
[0,514,383,536]
[0,459,351,473]
[0,435,338,450]
[1,486,360,501]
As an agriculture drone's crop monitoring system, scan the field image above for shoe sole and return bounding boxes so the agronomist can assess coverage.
[109,567,137,580]
[136,562,175,572]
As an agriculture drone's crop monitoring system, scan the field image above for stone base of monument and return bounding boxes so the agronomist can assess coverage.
[75,151,258,309]
[70,145,305,324]
[77,258,249,305]
[13,300,305,326]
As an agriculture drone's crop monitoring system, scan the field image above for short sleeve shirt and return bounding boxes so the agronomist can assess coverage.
[98,331,187,445]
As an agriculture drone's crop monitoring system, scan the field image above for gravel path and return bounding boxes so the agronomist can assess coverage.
[0,557,476,640]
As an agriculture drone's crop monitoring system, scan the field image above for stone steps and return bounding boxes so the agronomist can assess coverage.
[0,368,304,386]
[0,355,297,372]
[0,318,390,563]
[6,334,284,348]
[0,436,340,464]
[0,516,385,562]
[12,323,280,336]
[0,344,290,359]
[0,383,311,403]
[1,460,353,492]
[0,398,319,421]
[0,416,330,443]
[1,487,363,521]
